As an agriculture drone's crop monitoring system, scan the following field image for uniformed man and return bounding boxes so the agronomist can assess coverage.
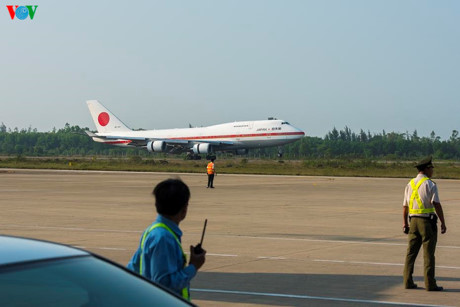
[127,179,206,300]
[403,156,446,291]
[207,158,216,188]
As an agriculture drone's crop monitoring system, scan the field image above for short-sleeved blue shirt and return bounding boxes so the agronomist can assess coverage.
[128,215,196,296]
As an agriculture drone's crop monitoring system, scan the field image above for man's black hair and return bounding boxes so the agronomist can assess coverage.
[153,179,190,216]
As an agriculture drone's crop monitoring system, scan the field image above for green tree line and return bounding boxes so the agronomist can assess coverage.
[0,123,459,160]
[278,127,460,160]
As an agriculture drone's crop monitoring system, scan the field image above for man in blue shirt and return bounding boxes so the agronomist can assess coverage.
[128,179,206,300]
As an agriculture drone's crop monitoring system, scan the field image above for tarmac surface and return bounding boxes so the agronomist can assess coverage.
[1,168,459,307]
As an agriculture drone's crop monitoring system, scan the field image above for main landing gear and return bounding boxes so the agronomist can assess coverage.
[185,153,202,160]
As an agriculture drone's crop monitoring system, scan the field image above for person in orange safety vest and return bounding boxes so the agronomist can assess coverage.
[206,158,216,188]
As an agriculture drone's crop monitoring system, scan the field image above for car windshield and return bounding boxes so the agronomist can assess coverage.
[0,256,192,307]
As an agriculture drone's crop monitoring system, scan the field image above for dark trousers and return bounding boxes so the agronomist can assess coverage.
[207,174,214,188]
[403,216,438,289]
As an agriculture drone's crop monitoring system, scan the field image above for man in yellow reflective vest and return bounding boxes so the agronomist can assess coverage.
[128,179,206,300]
[207,158,216,188]
[403,156,446,291]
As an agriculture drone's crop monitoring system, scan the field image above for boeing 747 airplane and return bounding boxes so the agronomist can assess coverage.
[86,100,305,159]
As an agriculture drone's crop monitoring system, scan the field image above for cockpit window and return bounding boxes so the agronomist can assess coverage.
[281,122,290,125]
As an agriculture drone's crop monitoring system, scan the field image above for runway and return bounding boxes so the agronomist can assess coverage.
[1,169,459,306]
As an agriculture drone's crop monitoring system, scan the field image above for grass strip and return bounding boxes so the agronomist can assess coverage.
[0,157,459,179]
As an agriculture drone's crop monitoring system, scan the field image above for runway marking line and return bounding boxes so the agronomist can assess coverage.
[3,224,460,251]
[191,288,452,306]
[257,256,287,260]
[314,259,460,270]
[206,253,238,257]
[1,224,142,234]
[65,248,460,271]
[219,234,460,250]
[75,246,127,251]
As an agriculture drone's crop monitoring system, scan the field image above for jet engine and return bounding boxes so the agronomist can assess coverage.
[147,141,166,153]
[236,148,248,155]
[192,143,211,154]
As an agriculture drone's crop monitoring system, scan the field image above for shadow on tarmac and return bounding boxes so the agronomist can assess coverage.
[192,272,460,306]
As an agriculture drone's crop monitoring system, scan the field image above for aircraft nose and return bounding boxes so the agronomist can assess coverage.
[292,126,305,138]
[298,128,305,136]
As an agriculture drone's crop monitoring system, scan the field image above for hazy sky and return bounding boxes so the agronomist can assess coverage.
[1,1,459,139]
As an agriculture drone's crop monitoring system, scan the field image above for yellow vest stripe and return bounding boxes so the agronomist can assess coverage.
[139,223,190,300]
[409,177,435,215]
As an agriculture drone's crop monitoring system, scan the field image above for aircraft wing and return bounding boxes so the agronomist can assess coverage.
[86,132,234,148]
[85,131,143,146]
[187,139,235,146]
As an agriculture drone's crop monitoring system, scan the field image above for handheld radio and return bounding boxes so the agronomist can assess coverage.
[193,219,207,254]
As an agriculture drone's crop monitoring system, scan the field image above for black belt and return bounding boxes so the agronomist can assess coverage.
[410,215,437,221]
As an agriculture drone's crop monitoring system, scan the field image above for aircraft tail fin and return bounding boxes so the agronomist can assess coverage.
[86,100,131,133]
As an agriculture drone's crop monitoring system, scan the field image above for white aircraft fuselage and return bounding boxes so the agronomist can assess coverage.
[86,100,305,156]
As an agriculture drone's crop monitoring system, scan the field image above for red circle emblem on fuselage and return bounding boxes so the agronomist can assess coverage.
[98,112,110,126]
